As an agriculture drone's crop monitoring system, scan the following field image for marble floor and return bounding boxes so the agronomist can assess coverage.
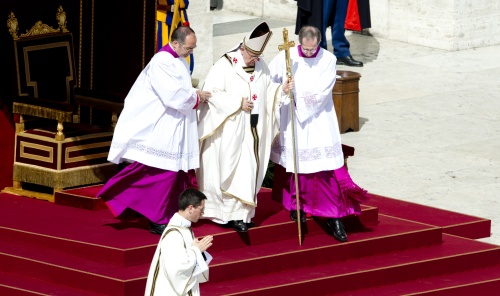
[210,10,500,246]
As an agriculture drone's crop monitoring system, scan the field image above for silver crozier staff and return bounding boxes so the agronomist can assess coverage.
[278,28,302,246]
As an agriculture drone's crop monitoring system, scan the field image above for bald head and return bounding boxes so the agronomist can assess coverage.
[170,26,197,58]
[298,25,321,46]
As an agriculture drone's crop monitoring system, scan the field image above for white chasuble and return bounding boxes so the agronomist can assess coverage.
[108,51,199,172]
[144,213,211,296]
[197,51,284,223]
[268,48,344,174]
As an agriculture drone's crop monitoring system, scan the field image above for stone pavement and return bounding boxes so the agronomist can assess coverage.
[209,10,500,246]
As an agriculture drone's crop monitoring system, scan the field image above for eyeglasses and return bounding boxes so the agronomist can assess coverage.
[180,43,197,51]
[195,206,205,214]
[248,53,263,60]
[301,46,318,55]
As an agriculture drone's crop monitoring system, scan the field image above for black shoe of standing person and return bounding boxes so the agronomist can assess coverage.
[232,220,248,232]
[149,221,167,235]
[290,210,307,223]
[336,55,363,67]
[327,218,348,242]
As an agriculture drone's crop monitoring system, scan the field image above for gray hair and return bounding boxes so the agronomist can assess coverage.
[298,25,321,46]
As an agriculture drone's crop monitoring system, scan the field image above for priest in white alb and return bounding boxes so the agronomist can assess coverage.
[144,188,213,296]
[197,22,292,232]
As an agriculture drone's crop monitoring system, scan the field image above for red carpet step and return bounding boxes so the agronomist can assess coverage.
[54,185,108,211]
[0,188,498,295]
[0,270,100,296]
[366,193,491,239]
[334,265,500,296]
[202,234,500,296]
[55,185,491,241]
[207,214,443,284]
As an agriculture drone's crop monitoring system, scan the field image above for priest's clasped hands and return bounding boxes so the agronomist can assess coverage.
[193,235,214,252]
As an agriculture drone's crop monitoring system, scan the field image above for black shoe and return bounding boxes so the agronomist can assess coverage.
[246,221,255,229]
[336,55,363,67]
[220,221,234,228]
[221,221,254,229]
[327,218,348,242]
[290,210,307,223]
[149,221,167,235]
[232,220,248,232]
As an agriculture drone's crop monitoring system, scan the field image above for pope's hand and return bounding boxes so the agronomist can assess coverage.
[241,97,254,112]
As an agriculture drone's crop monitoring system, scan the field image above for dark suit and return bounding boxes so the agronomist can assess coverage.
[322,0,350,58]
[294,0,322,35]
[295,0,351,59]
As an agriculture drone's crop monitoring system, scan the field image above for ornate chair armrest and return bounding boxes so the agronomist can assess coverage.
[74,88,124,113]
[12,100,73,123]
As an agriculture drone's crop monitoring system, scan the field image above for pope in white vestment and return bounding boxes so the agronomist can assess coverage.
[196,22,288,232]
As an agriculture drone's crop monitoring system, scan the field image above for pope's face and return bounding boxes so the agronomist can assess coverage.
[241,47,261,66]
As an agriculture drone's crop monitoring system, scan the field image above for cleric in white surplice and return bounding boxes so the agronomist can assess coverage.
[268,25,369,243]
[97,26,211,235]
[196,22,292,233]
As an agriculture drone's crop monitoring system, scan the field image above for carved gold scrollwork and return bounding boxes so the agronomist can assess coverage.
[10,6,69,39]
[56,5,68,32]
[7,11,19,40]
[20,20,59,37]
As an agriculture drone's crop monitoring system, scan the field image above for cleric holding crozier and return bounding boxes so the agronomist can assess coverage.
[269,25,369,242]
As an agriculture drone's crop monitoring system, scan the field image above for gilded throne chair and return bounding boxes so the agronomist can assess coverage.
[4,7,122,202]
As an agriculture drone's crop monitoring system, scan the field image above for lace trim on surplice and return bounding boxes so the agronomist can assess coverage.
[271,141,343,162]
[111,141,197,161]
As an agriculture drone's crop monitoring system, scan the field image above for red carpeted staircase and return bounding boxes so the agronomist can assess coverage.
[0,187,499,295]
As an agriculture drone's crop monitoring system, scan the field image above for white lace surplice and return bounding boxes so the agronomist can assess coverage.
[268,48,344,174]
[108,51,199,172]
